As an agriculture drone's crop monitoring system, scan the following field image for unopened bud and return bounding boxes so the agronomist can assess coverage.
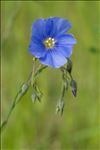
[70,80,77,97]
[31,93,37,103]
[19,84,29,97]
[56,99,64,116]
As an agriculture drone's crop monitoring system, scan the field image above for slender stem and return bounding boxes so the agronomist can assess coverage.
[0,64,47,133]
[56,68,68,116]
[56,81,66,116]
[61,82,66,99]
[60,67,73,80]
[69,73,73,80]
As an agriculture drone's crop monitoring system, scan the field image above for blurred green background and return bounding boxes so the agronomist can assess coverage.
[1,1,100,150]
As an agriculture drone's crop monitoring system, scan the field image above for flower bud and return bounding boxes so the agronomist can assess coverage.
[19,83,29,97]
[22,84,28,93]
[56,99,64,116]
[70,80,77,97]
[31,93,37,103]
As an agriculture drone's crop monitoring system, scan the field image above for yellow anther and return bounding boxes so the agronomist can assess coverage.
[44,37,55,49]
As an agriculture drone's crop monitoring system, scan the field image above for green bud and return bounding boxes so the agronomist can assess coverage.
[56,99,64,116]
[70,80,77,97]
[31,93,37,103]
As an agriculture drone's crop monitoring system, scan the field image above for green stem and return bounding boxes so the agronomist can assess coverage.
[69,73,73,80]
[0,65,47,133]
[56,69,68,116]
[61,82,66,99]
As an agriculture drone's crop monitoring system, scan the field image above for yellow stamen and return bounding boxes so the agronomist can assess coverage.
[44,37,55,49]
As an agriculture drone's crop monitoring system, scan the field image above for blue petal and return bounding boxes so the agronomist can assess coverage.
[56,34,77,45]
[31,19,46,40]
[31,17,72,42]
[45,18,54,37]
[45,17,72,37]
[39,49,67,68]
[55,45,73,58]
[54,17,72,35]
[29,40,46,58]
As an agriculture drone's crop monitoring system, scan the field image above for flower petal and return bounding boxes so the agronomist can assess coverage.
[54,17,72,35]
[56,34,77,45]
[45,17,72,37]
[55,45,73,58]
[39,49,67,68]
[29,40,46,58]
[31,19,46,40]
[45,18,54,37]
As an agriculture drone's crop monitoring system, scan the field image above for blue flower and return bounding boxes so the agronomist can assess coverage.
[29,17,76,68]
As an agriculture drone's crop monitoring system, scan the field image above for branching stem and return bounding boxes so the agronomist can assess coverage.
[0,64,47,133]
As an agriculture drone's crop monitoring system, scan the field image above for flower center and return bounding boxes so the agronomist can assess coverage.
[44,37,55,49]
